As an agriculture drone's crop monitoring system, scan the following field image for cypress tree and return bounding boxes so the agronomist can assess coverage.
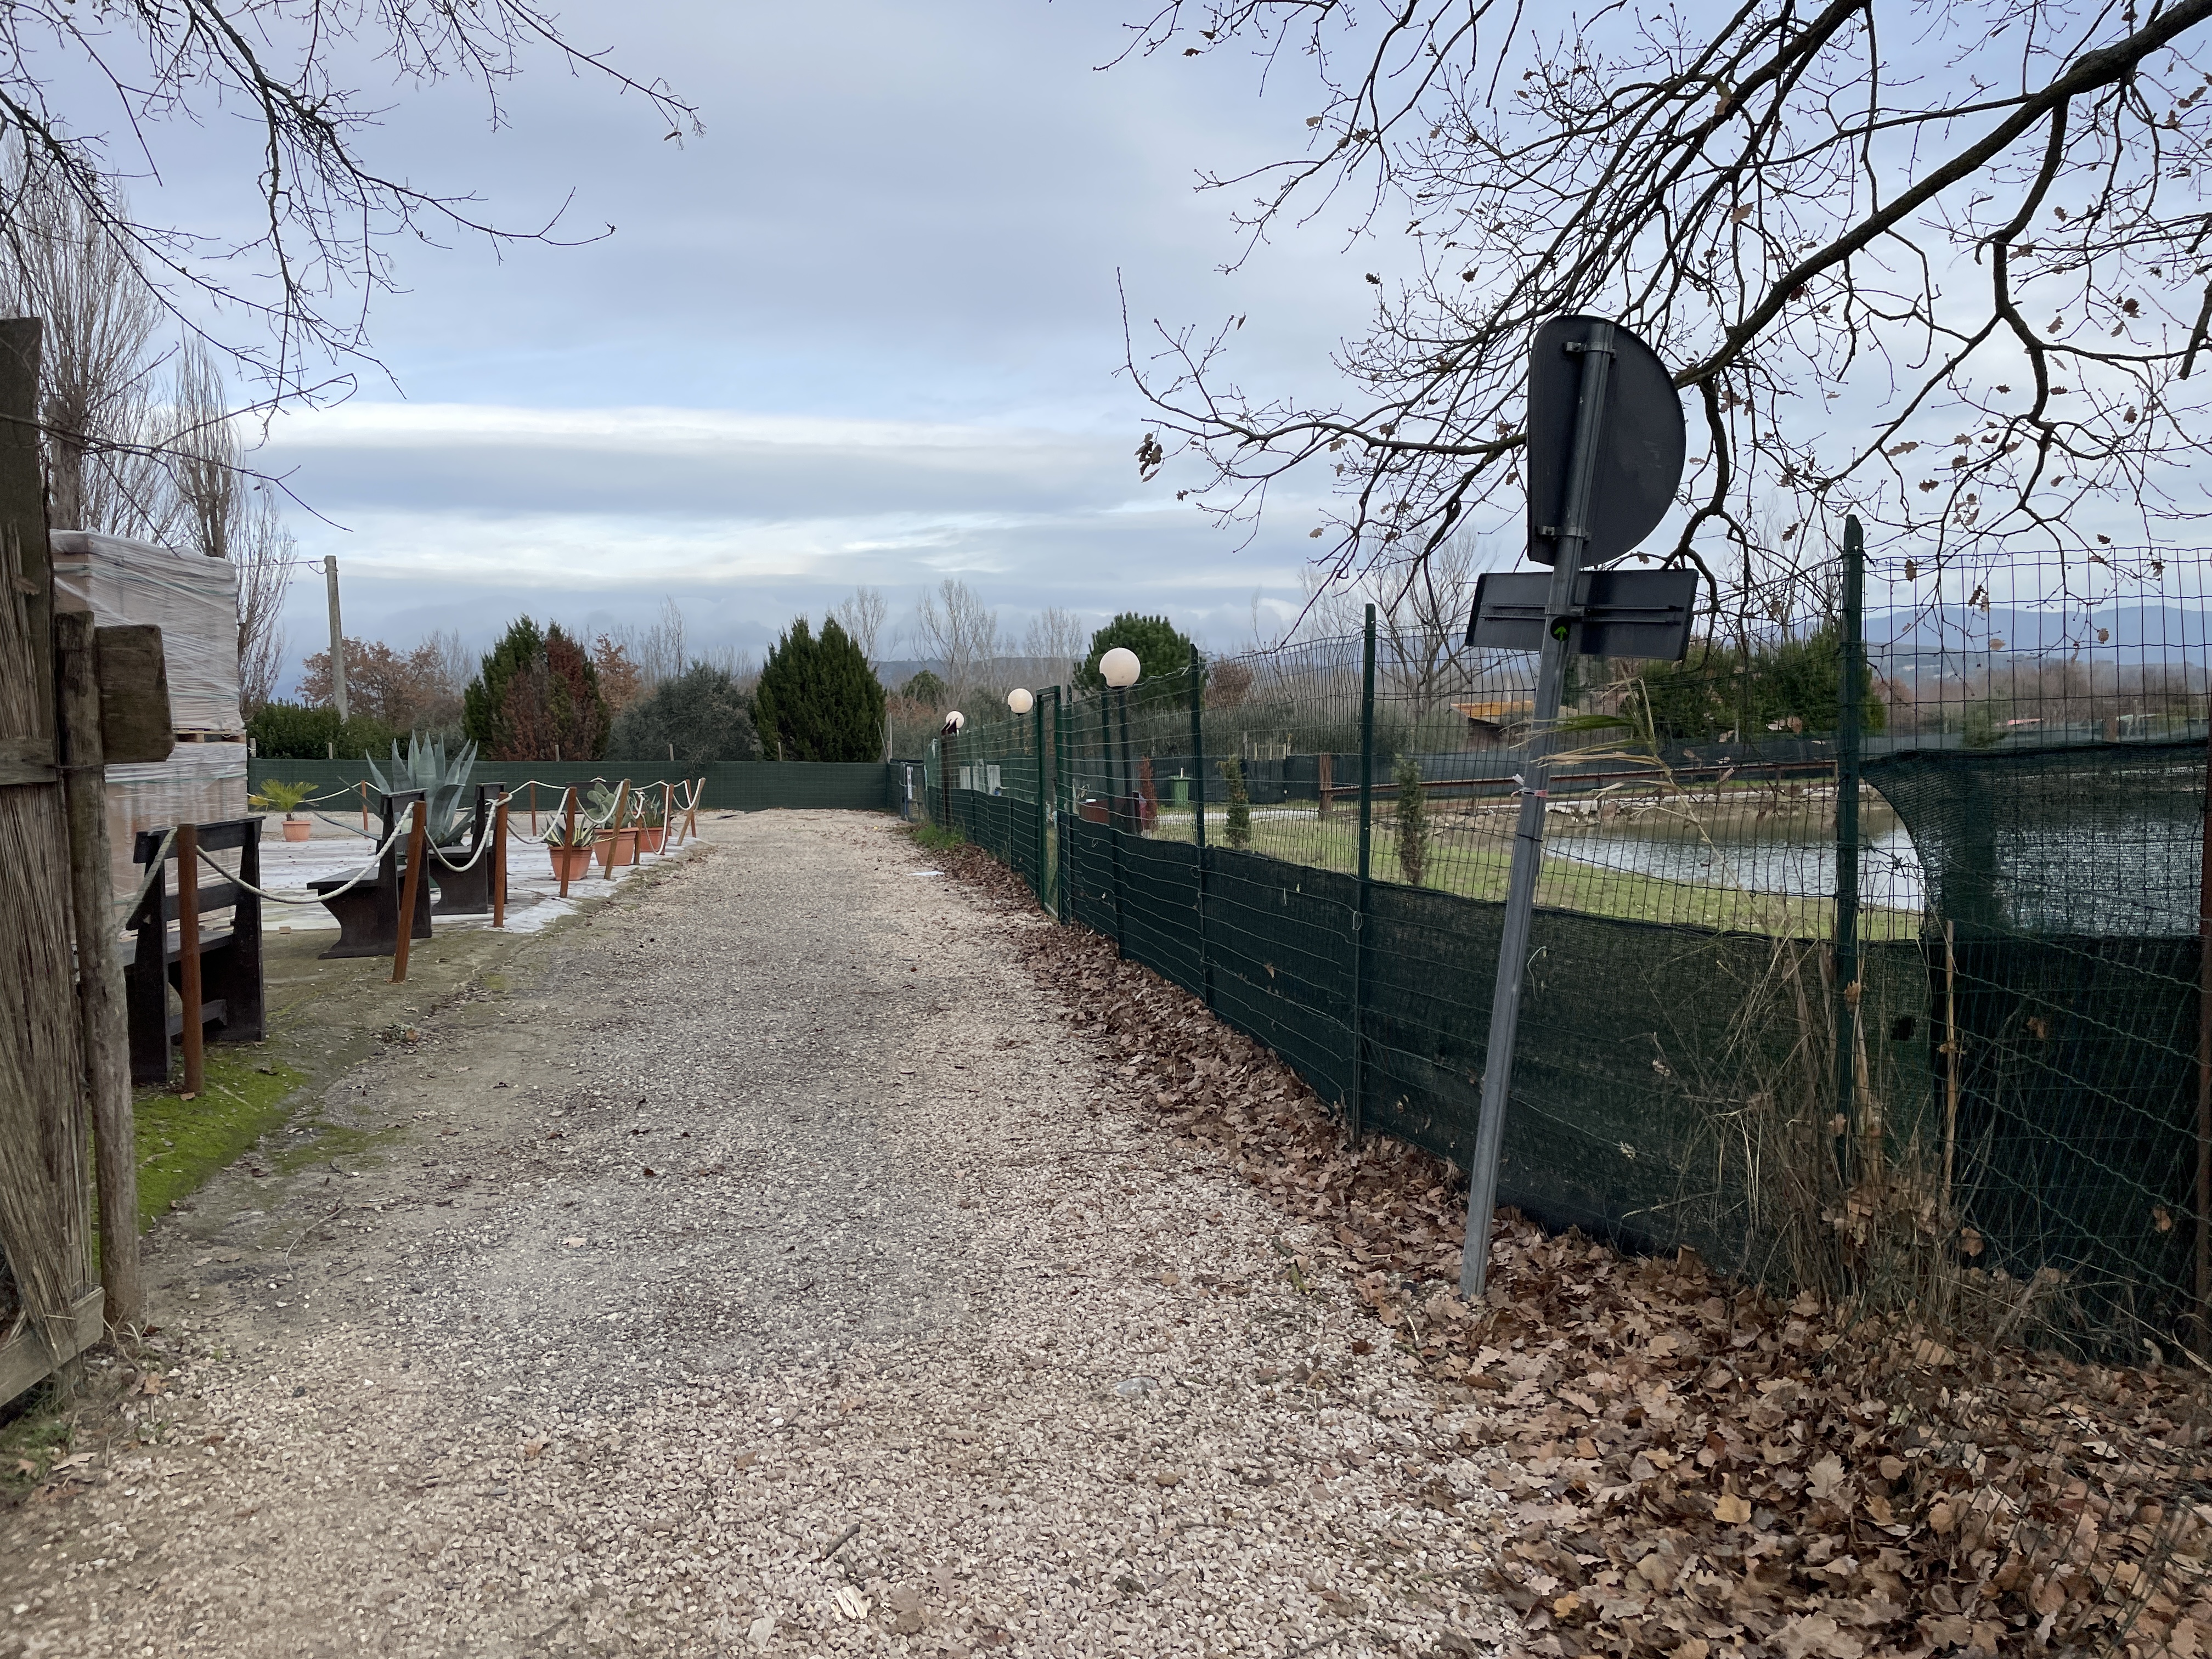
[1394,752,1429,886]
[461,616,610,760]
[753,616,887,761]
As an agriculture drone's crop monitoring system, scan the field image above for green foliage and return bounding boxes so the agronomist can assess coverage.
[584,781,641,829]
[753,617,887,762]
[1077,613,1198,701]
[540,811,595,847]
[1962,699,2006,749]
[247,778,318,815]
[246,700,397,760]
[461,617,610,761]
[910,821,965,853]
[1629,623,1887,743]
[634,792,665,829]
[366,733,478,844]
[1393,752,1429,886]
[1219,755,1252,848]
[899,669,946,706]
[607,664,761,764]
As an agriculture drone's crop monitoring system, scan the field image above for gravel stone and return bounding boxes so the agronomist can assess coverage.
[0,811,1513,1657]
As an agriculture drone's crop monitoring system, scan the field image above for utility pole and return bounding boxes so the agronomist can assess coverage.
[324,555,348,721]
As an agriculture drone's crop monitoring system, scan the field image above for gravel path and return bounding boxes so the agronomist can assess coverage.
[0,812,1511,1658]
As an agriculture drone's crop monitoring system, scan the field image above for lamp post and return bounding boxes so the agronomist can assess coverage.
[1100,647,1141,833]
[940,710,965,827]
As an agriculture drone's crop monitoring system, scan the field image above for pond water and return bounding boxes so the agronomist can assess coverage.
[1544,792,2207,935]
[1545,802,1928,911]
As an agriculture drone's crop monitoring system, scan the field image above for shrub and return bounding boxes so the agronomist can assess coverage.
[1394,752,1429,886]
[246,700,397,760]
[607,665,761,764]
[461,617,610,761]
[1219,756,1251,848]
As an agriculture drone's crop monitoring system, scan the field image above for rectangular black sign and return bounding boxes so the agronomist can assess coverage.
[1466,567,1699,661]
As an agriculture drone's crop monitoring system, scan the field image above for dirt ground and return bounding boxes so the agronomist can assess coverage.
[0,811,1511,1659]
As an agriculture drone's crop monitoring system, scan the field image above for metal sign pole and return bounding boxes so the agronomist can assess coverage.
[1459,320,1617,1300]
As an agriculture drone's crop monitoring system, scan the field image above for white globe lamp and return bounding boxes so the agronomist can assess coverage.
[1007,687,1035,715]
[945,710,966,732]
[1099,647,1141,690]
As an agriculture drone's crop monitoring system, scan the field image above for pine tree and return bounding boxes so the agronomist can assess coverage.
[753,617,887,762]
[461,617,610,760]
[1077,613,1198,701]
[1394,752,1429,887]
[1219,756,1251,849]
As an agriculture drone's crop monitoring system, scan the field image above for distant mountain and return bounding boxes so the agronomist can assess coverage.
[1866,602,2212,668]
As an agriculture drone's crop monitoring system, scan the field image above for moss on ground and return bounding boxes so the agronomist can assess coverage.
[131,1051,308,1231]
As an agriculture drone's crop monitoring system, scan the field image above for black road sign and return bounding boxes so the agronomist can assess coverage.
[1466,567,1699,661]
[1523,315,1685,567]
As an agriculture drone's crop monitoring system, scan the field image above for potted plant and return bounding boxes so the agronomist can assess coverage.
[586,783,640,871]
[634,793,667,854]
[542,814,596,882]
[249,778,320,842]
[366,734,478,851]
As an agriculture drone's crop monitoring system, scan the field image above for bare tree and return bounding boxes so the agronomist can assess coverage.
[0,167,167,531]
[610,599,690,689]
[831,586,889,668]
[233,488,293,715]
[909,579,1006,705]
[0,4,696,403]
[1124,0,2212,617]
[1019,606,1091,687]
[169,340,238,563]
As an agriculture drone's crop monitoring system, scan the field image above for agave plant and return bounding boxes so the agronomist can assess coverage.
[366,734,478,845]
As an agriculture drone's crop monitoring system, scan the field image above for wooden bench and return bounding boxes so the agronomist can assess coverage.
[309,788,432,959]
[427,781,505,916]
[127,818,267,1086]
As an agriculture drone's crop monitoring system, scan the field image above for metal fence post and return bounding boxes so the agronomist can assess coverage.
[1190,644,1212,1009]
[1835,516,1865,1179]
[1102,692,1124,953]
[1353,605,1376,1143]
[1033,687,1048,905]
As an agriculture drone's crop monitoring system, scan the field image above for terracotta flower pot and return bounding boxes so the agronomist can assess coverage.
[595,827,640,871]
[281,817,312,843]
[636,827,665,854]
[549,844,593,882]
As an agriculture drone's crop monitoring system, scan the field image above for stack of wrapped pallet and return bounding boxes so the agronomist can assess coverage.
[50,530,245,911]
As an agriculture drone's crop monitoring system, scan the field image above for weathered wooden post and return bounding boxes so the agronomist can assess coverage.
[558,787,579,899]
[390,801,427,983]
[491,794,509,929]
[175,822,205,1095]
[55,610,139,1328]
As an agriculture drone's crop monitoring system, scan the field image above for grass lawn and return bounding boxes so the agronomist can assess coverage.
[1144,804,1918,940]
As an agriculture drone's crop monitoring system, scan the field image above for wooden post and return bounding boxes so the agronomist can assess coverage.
[1318,749,1334,821]
[359,778,368,834]
[491,795,509,929]
[55,611,139,1329]
[613,780,633,866]
[175,823,204,1096]
[529,781,538,836]
[558,787,579,899]
[663,781,674,850]
[687,777,702,839]
[390,801,427,984]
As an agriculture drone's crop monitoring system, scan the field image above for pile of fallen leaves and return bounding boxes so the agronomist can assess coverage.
[924,833,2212,1658]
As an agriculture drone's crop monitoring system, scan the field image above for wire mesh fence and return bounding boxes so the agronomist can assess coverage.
[916,540,2212,1651]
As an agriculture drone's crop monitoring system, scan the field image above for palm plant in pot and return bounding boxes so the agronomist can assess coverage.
[249,778,320,842]
[541,812,596,882]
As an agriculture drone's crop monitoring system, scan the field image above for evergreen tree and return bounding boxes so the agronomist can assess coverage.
[1394,752,1429,886]
[1076,613,1198,701]
[1218,756,1252,849]
[753,617,887,761]
[608,665,762,764]
[460,616,610,760]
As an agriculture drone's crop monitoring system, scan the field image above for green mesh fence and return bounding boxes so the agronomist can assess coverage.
[920,551,2212,1357]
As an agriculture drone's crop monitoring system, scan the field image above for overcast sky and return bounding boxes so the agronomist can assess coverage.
[202,1,1420,676]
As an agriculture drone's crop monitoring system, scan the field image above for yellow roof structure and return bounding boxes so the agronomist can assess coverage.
[1453,699,1534,723]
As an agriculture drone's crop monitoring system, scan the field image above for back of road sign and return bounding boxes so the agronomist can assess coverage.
[1523,315,1685,567]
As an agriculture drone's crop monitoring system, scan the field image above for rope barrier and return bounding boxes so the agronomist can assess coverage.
[194,820,412,905]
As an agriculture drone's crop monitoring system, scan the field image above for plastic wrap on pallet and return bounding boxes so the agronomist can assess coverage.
[103,743,249,921]
[50,529,242,736]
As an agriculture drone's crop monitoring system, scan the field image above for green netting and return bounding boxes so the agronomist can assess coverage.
[922,555,2212,1352]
